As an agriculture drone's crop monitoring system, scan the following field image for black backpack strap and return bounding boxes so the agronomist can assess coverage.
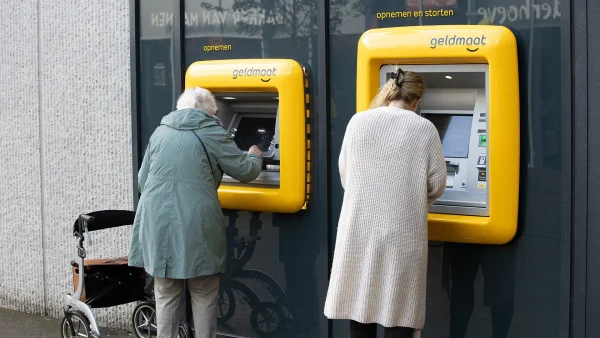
[191,130,217,188]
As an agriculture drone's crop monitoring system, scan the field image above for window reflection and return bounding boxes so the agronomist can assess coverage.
[139,0,176,153]
[183,0,320,67]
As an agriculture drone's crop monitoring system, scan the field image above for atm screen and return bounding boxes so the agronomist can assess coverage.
[424,114,473,158]
[233,116,276,152]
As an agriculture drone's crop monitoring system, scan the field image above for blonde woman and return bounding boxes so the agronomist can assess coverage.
[324,68,447,338]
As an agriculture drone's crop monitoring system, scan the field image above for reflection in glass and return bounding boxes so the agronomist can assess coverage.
[139,0,176,153]
[442,243,516,338]
[183,0,324,66]
[218,212,290,337]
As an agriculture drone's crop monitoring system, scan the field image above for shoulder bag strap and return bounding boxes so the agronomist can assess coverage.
[191,130,217,188]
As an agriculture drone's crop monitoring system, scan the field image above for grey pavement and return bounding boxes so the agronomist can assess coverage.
[0,307,133,338]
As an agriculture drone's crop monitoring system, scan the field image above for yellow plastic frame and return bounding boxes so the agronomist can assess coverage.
[185,59,307,213]
[356,25,520,244]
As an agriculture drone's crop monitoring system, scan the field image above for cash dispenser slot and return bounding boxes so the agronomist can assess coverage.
[445,161,459,188]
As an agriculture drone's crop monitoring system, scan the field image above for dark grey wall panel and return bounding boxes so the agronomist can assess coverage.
[572,0,588,336]
[586,0,600,335]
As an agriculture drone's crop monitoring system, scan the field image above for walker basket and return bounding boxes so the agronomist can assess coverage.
[71,257,146,308]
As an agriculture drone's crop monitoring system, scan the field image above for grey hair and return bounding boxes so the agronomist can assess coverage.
[176,86,217,114]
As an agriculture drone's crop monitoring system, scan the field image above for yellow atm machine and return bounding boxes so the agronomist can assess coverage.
[356,26,520,244]
[185,59,310,213]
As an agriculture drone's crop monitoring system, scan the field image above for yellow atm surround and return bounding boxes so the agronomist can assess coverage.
[185,59,309,213]
[356,25,520,244]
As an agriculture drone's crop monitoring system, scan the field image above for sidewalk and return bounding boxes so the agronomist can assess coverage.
[0,307,132,338]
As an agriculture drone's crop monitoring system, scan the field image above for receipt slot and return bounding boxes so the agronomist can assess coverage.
[185,59,310,213]
[357,26,520,244]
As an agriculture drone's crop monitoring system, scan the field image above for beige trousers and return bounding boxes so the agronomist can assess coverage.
[154,275,220,338]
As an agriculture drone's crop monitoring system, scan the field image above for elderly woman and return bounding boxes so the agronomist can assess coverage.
[129,87,263,338]
[324,68,447,338]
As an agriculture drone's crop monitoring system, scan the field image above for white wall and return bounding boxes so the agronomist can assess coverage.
[0,0,133,330]
[0,0,45,313]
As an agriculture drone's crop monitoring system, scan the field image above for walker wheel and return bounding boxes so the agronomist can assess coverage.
[132,301,157,337]
[61,310,91,338]
[131,300,188,338]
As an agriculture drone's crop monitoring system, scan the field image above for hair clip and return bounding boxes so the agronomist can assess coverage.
[390,69,406,87]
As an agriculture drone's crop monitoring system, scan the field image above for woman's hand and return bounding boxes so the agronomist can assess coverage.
[248,145,263,157]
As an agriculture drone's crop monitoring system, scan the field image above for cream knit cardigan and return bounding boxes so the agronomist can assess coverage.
[324,107,447,338]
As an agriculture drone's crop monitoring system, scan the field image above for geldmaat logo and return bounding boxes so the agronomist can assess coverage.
[232,67,278,82]
[430,34,487,52]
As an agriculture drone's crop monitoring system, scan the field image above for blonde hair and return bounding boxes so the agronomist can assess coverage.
[369,68,425,109]
[176,86,217,115]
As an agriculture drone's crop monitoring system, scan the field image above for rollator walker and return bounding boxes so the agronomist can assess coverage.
[62,210,187,338]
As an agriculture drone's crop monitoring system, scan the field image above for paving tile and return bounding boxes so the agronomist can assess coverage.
[0,307,133,338]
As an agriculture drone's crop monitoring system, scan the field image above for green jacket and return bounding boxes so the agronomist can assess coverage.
[128,108,262,279]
